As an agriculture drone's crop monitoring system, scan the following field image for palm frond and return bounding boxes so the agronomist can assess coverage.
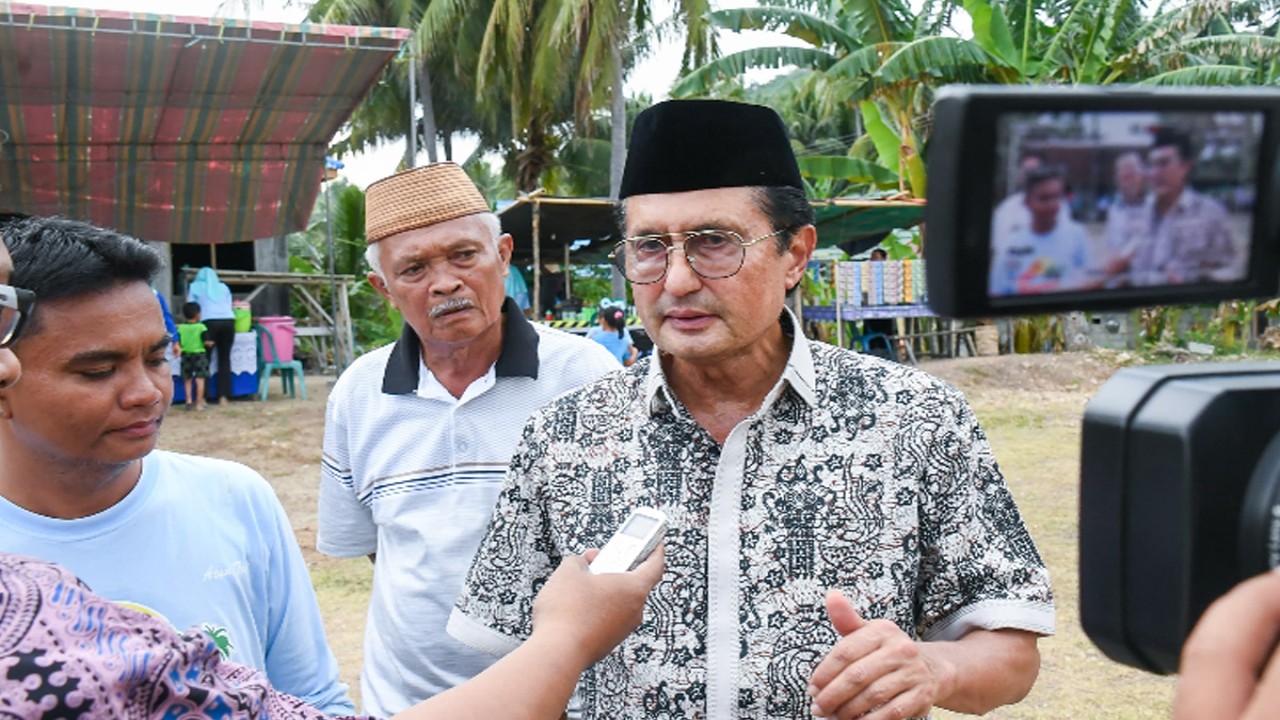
[796,154,900,189]
[671,46,838,97]
[1137,63,1261,85]
[840,0,916,44]
[704,6,859,50]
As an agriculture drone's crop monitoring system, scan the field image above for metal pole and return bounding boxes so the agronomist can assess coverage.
[407,35,417,168]
[532,200,543,320]
[326,176,342,374]
[563,240,571,303]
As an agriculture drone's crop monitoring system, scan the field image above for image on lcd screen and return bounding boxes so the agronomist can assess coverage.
[989,111,1262,298]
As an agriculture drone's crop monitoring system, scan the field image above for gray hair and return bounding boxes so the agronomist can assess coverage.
[365,212,503,279]
[1115,151,1145,172]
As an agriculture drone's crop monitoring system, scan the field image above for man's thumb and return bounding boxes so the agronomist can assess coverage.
[825,589,867,637]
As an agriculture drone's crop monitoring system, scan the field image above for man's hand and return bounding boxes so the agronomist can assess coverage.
[1175,570,1280,720]
[808,590,949,720]
[530,544,665,670]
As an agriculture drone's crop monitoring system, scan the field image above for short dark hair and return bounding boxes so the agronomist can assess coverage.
[1024,165,1066,194]
[613,185,814,256]
[752,186,814,252]
[182,302,202,320]
[1152,127,1194,163]
[4,216,163,337]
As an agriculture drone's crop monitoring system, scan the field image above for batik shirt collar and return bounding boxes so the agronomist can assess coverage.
[643,306,818,419]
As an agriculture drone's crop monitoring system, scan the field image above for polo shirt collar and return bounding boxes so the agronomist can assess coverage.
[382,297,539,395]
[645,306,817,416]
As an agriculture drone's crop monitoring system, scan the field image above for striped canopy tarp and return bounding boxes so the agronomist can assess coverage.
[0,4,408,244]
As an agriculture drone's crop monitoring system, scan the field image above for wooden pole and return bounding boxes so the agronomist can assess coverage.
[563,240,571,304]
[532,200,543,320]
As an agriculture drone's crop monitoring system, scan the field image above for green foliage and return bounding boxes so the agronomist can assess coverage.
[880,227,920,259]
[286,180,404,356]
[1012,315,1067,353]
[796,155,900,188]
[569,265,617,310]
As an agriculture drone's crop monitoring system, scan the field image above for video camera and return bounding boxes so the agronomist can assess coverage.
[923,85,1280,675]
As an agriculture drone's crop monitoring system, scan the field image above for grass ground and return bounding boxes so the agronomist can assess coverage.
[158,351,1179,717]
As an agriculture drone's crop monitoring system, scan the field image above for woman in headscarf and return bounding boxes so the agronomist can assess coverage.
[187,266,237,405]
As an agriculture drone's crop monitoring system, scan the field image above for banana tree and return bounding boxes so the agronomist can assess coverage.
[672,0,1017,199]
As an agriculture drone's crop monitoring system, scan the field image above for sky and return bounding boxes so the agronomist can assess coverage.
[57,0,806,189]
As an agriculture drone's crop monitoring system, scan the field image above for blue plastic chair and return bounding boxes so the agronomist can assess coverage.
[253,323,307,401]
[860,332,898,362]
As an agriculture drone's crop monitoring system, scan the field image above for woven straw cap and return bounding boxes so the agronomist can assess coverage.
[365,162,490,244]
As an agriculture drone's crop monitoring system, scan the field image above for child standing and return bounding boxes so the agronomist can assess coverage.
[587,300,639,367]
[177,302,213,410]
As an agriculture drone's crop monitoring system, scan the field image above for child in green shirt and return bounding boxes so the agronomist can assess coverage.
[177,302,214,410]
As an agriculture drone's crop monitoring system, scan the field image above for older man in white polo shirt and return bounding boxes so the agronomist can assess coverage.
[317,162,620,716]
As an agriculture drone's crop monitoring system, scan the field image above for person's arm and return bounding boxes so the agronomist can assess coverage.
[317,385,379,560]
[397,547,663,720]
[259,476,356,714]
[808,382,1052,720]
[1174,570,1280,720]
[808,591,1040,719]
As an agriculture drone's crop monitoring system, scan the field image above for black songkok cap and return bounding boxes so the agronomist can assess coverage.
[619,99,804,199]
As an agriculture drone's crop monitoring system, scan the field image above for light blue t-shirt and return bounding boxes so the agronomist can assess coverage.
[0,449,353,715]
[587,326,632,365]
[989,221,1092,297]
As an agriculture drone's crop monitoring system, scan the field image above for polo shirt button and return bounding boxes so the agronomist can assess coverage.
[457,440,469,453]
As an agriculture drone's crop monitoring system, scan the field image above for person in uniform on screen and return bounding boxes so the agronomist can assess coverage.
[989,165,1093,296]
[1129,127,1240,286]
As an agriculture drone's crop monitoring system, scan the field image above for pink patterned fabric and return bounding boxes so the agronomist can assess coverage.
[0,552,375,719]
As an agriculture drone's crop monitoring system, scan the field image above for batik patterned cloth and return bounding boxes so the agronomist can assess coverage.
[451,314,1055,720]
[0,553,374,720]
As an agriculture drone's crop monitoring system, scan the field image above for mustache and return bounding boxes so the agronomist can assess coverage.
[430,298,475,317]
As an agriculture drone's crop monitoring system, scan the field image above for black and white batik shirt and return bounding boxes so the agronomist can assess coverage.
[448,312,1055,720]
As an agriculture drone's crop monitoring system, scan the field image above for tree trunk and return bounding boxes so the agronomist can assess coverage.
[517,120,549,193]
[609,45,627,301]
[609,46,626,200]
[419,60,439,164]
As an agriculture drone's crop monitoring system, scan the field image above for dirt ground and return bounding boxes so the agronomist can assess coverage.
[157,350,1169,716]
[156,350,1125,550]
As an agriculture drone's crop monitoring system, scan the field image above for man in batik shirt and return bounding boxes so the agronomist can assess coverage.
[449,99,1055,720]
[1129,126,1240,286]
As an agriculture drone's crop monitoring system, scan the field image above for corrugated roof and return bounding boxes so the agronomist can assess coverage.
[0,3,408,243]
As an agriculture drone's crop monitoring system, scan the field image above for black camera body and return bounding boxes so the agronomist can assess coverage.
[1080,363,1280,673]
[922,85,1280,674]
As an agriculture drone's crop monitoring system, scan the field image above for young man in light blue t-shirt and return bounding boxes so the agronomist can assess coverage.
[0,216,353,715]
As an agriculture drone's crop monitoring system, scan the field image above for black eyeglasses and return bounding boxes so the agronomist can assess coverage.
[0,284,35,347]
[608,227,790,285]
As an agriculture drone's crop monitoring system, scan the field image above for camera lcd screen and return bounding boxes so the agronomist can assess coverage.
[990,111,1263,300]
[924,86,1280,319]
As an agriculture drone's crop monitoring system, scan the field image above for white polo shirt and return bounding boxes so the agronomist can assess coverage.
[318,298,620,716]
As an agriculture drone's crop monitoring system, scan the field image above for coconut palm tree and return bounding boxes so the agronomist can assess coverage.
[675,0,1280,199]
[412,0,717,192]
[311,0,508,166]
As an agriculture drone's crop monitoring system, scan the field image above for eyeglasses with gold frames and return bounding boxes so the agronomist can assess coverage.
[608,227,790,284]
